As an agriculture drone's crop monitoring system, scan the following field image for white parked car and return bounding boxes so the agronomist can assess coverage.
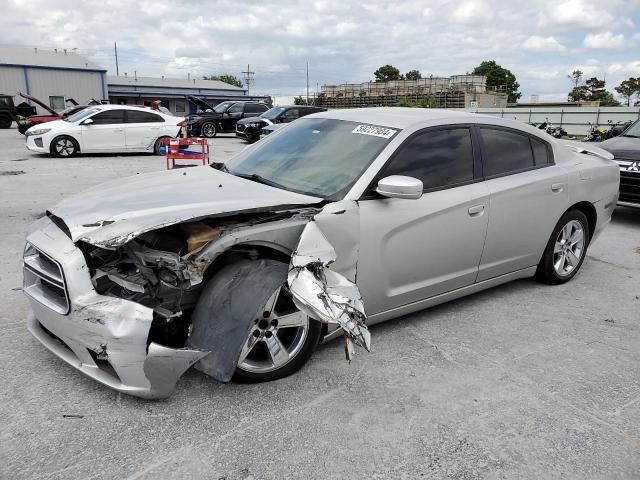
[25,105,183,157]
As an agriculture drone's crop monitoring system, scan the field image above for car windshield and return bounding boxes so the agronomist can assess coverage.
[65,107,100,122]
[261,107,286,120]
[224,118,399,199]
[622,120,640,138]
[213,102,234,113]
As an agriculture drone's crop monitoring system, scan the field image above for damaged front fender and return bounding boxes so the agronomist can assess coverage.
[287,220,371,360]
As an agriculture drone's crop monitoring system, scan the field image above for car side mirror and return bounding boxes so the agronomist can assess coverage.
[376,175,423,200]
[80,118,93,125]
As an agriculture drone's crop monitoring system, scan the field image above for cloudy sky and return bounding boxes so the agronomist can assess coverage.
[1,0,639,103]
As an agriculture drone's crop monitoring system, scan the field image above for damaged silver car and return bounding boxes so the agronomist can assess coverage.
[24,108,620,398]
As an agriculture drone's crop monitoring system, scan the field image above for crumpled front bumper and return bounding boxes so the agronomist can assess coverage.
[24,216,207,399]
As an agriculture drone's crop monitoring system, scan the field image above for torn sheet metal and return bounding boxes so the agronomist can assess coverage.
[287,221,371,360]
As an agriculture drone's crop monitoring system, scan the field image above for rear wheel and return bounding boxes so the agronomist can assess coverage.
[0,115,12,129]
[50,135,79,157]
[536,210,589,284]
[201,122,217,138]
[153,136,169,155]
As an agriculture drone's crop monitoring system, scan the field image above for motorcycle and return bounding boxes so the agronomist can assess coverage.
[582,122,607,142]
[603,120,633,140]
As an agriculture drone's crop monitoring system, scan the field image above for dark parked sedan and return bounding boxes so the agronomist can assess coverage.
[185,96,269,138]
[236,105,326,142]
[599,119,640,207]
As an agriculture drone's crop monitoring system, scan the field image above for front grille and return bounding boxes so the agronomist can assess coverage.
[23,243,70,314]
[619,171,640,204]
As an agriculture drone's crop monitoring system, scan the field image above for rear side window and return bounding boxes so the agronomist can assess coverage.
[531,137,551,165]
[89,110,126,125]
[126,110,164,123]
[382,127,475,190]
[480,128,534,176]
[246,103,266,114]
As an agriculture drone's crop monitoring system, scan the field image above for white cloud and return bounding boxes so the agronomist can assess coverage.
[523,36,566,52]
[542,0,614,29]
[583,31,625,49]
[450,1,494,24]
[0,0,638,102]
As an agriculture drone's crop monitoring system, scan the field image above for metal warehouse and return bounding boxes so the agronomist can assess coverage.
[0,46,107,113]
[107,75,271,115]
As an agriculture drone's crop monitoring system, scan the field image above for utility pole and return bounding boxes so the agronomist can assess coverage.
[306,62,309,105]
[114,42,119,76]
[242,64,255,95]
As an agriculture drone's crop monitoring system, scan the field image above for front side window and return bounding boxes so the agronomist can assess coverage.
[228,103,244,113]
[225,118,398,199]
[381,127,475,190]
[480,128,535,176]
[261,107,285,120]
[126,110,164,123]
[89,110,126,125]
[49,96,65,111]
[65,108,100,122]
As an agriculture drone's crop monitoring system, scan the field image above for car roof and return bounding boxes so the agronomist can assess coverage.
[310,107,479,129]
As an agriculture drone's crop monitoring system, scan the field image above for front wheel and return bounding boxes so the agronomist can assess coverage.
[201,122,217,138]
[190,258,322,384]
[536,210,589,284]
[50,135,79,157]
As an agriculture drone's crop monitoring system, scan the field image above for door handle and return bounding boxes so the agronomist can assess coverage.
[551,183,565,192]
[468,204,485,216]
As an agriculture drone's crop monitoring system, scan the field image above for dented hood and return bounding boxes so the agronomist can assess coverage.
[49,166,322,248]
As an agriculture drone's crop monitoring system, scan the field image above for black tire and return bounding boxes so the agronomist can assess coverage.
[201,121,217,138]
[153,136,169,155]
[536,209,590,285]
[0,115,12,129]
[191,258,322,384]
[50,135,79,158]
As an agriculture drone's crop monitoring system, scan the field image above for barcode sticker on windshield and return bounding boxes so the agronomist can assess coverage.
[352,124,397,139]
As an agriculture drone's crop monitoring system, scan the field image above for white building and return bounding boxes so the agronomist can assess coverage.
[0,47,107,113]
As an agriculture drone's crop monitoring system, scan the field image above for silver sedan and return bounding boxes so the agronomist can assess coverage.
[23,108,620,398]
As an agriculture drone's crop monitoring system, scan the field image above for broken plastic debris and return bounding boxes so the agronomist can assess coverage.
[288,222,371,360]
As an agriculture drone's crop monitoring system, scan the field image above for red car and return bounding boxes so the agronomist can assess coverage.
[17,93,88,134]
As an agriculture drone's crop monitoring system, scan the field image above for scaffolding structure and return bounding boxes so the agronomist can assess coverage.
[316,75,508,109]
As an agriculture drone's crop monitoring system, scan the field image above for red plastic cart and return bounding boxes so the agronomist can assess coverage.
[163,137,210,170]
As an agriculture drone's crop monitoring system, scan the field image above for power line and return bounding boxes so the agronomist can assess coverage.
[241,64,255,94]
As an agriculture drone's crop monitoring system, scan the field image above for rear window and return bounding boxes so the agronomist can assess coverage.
[480,128,535,176]
[126,110,164,123]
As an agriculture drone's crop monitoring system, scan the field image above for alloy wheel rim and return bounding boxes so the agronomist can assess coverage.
[55,139,74,156]
[203,123,216,137]
[553,220,585,276]
[237,285,309,373]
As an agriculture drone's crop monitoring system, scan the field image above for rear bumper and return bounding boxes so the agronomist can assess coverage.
[24,216,207,399]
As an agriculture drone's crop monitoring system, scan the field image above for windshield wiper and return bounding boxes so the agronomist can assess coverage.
[232,172,288,190]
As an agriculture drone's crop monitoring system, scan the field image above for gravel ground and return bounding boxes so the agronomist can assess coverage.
[1,126,639,480]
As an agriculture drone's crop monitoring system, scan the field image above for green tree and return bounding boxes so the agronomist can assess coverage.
[404,70,422,81]
[294,95,308,105]
[203,74,244,88]
[614,77,640,106]
[568,70,583,88]
[374,65,402,82]
[472,60,521,103]
[569,77,620,106]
